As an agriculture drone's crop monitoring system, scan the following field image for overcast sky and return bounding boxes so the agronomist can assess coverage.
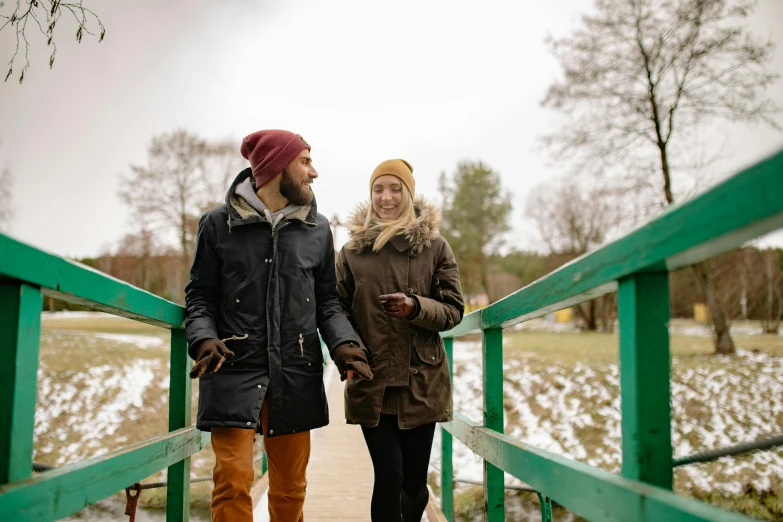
[1,0,782,259]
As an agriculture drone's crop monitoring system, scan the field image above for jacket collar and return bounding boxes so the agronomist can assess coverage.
[345,197,441,255]
[225,168,318,231]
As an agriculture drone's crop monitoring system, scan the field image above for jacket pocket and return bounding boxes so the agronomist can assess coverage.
[227,273,250,306]
[298,270,314,296]
[413,335,444,366]
[282,331,324,371]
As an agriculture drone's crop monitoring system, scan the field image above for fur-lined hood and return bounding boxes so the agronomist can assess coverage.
[344,197,442,255]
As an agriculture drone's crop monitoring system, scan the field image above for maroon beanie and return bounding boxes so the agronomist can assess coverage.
[240,130,311,188]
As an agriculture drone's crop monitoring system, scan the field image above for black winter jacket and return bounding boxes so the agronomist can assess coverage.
[185,169,359,436]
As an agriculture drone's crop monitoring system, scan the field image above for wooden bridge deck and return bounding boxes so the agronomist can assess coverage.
[303,368,374,520]
[252,367,374,521]
[253,366,445,522]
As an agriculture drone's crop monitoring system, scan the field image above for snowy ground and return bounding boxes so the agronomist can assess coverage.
[429,336,783,521]
[35,314,216,521]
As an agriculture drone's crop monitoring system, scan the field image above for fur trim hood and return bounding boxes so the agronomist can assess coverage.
[344,197,442,255]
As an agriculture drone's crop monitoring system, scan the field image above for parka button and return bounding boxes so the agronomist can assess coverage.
[236,299,240,303]
[306,298,310,302]
[269,430,274,435]
[257,385,262,389]
[246,422,251,426]
[431,356,435,360]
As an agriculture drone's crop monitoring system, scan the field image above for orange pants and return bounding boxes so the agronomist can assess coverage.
[211,399,311,522]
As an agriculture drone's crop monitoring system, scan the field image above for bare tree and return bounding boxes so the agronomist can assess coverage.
[0,163,13,232]
[1,1,105,84]
[200,139,243,210]
[115,228,159,292]
[527,179,619,330]
[119,130,245,302]
[526,181,615,255]
[542,0,781,353]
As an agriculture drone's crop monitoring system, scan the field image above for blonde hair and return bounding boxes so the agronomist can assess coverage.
[350,182,417,252]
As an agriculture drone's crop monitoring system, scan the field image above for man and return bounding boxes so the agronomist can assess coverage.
[185,129,373,522]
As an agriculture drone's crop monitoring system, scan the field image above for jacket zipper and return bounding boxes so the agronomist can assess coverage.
[298,334,304,357]
[436,278,443,301]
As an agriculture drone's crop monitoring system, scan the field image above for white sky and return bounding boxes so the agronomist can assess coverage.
[1,0,782,259]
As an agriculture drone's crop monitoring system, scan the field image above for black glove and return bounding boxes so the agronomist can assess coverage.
[189,339,235,379]
[332,343,374,381]
[379,293,418,319]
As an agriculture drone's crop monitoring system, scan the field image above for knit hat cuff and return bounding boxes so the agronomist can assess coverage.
[370,159,415,197]
[250,134,310,187]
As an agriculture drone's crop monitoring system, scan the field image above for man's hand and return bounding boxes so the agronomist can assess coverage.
[333,343,373,382]
[379,293,417,319]
[189,339,235,379]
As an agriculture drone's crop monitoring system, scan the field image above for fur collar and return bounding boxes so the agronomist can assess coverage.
[229,192,312,223]
[345,197,441,255]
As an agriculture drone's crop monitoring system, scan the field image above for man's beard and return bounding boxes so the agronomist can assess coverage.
[280,169,314,206]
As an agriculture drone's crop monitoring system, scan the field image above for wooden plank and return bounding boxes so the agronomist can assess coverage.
[482,328,504,521]
[441,338,454,522]
[619,273,673,489]
[250,473,269,508]
[167,329,195,522]
[442,147,783,337]
[0,283,43,484]
[300,369,374,521]
[443,414,756,522]
[0,233,184,328]
[425,486,449,522]
[0,427,209,521]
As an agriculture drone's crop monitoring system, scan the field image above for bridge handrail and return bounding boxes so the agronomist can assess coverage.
[0,233,203,521]
[437,147,783,522]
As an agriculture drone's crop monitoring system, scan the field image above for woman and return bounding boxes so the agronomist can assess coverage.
[335,159,464,522]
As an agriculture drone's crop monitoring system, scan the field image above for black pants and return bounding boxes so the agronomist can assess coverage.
[361,414,436,522]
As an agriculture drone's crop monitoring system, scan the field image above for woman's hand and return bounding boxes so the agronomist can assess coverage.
[333,343,374,381]
[379,293,417,319]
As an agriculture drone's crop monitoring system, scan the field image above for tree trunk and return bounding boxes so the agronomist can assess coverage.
[575,300,598,331]
[600,292,617,333]
[657,137,733,355]
[762,250,782,334]
[657,140,674,205]
[692,262,736,354]
[480,261,494,304]
[179,212,190,305]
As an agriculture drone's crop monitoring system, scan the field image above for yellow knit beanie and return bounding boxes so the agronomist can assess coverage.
[369,159,415,197]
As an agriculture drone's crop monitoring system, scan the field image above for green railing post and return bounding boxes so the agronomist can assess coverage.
[0,283,43,485]
[535,493,553,522]
[482,328,504,521]
[166,328,193,521]
[441,337,455,522]
[618,272,673,489]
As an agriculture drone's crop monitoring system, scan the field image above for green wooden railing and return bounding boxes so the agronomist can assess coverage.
[437,148,783,522]
[0,235,208,521]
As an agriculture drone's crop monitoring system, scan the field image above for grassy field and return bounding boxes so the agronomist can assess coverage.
[445,321,783,521]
